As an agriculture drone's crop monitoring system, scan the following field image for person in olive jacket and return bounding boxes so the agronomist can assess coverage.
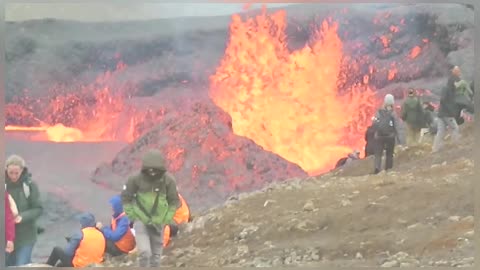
[5,155,43,266]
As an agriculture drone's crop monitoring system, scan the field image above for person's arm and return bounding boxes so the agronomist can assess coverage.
[18,182,43,223]
[5,194,15,242]
[164,175,180,223]
[64,231,83,258]
[121,176,139,220]
[400,102,407,121]
[102,217,130,242]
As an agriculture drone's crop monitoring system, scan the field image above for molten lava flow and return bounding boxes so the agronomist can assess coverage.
[5,63,142,143]
[210,9,378,175]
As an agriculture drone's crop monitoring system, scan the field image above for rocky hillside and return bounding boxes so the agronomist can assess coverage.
[157,123,474,268]
[23,123,474,268]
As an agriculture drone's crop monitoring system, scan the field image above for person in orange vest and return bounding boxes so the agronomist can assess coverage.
[96,195,136,256]
[45,213,105,267]
[163,194,191,247]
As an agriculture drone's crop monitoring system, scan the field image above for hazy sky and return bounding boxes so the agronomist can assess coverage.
[6,3,296,21]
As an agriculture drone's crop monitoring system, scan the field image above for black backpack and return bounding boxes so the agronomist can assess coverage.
[374,109,396,137]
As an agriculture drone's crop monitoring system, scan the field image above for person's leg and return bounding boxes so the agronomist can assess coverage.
[46,246,63,266]
[406,124,415,146]
[413,127,421,144]
[55,247,73,267]
[445,117,460,142]
[147,225,164,267]
[6,250,16,266]
[373,138,385,174]
[133,222,151,267]
[384,137,396,170]
[432,118,447,152]
[14,244,34,266]
[105,240,124,257]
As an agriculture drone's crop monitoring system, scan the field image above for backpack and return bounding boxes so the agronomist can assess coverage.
[374,109,396,137]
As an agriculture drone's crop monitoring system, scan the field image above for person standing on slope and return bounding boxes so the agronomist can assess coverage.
[5,155,43,266]
[121,150,180,267]
[372,94,401,174]
[432,66,461,153]
[401,88,425,146]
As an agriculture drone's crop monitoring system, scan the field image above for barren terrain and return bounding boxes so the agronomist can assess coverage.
[160,124,474,267]
[4,3,475,266]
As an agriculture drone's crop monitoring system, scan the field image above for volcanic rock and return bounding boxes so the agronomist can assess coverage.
[91,98,308,210]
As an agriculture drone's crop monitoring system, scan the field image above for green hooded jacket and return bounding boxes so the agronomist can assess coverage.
[5,168,43,248]
[401,96,425,129]
[121,150,180,227]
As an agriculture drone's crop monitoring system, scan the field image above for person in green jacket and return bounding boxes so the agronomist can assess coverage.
[121,150,180,267]
[5,155,43,266]
[401,88,425,146]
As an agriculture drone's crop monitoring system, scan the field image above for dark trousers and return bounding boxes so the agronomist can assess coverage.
[106,240,126,257]
[365,143,375,157]
[374,136,395,173]
[46,246,73,267]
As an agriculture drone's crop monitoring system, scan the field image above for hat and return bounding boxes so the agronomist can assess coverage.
[384,94,395,106]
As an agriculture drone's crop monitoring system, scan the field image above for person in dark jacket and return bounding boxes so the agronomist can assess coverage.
[432,66,461,153]
[46,213,106,267]
[121,150,180,267]
[5,191,16,263]
[364,124,376,157]
[5,155,43,266]
[372,94,401,174]
[97,195,136,256]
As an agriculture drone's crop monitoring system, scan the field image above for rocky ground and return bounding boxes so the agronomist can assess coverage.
[24,123,474,268]
[155,123,474,268]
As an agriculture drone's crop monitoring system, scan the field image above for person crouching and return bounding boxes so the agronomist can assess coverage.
[97,195,136,256]
[46,213,105,267]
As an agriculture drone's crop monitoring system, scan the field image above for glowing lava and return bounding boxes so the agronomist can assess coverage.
[210,9,378,175]
[5,64,140,143]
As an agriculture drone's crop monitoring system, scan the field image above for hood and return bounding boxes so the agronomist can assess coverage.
[76,212,96,228]
[142,150,166,170]
[109,195,123,217]
[384,94,395,107]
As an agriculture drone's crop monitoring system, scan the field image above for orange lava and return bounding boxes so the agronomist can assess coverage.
[5,64,140,143]
[210,9,378,175]
[409,45,422,59]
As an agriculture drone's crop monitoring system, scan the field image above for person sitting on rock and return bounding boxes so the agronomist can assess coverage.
[121,150,180,267]
[334,150,360,169]
[163,193,192,247]
[96,195,136,257]
[46,213,106,267]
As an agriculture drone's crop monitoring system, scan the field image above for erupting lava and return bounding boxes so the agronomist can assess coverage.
[6,67,140,143]
[210,9,378,175]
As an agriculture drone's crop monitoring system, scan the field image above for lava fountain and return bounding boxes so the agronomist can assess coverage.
[210,9,379,175]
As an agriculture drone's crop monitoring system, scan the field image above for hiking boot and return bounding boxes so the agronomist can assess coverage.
[149,255,162,267]
[137,252,149,267]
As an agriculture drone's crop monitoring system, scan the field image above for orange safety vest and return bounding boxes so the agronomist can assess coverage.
[163,194,190,247]
[111,212,136,253]
[72,227,106,268]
